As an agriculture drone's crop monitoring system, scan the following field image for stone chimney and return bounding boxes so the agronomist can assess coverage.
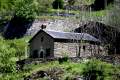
[41,24,47,30]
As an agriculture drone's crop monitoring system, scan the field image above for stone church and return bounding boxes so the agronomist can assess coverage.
[28,29,105,58]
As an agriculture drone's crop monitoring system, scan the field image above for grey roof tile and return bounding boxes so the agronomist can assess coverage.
[45,30,100,42]
[29,30,100,43]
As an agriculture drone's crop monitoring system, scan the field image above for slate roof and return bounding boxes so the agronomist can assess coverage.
[29,29,100,43]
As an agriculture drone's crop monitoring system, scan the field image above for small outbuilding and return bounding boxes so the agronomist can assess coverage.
[28,29,105,58]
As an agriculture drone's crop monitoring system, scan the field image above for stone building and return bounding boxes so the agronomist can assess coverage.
[28,29,105,58]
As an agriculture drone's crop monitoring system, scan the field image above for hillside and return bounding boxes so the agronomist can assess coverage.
[0,0,120,80]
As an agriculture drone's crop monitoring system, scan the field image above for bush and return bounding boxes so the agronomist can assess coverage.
[0,37,29,74]
[52,0,64,9]
[58,56,68,64]
[68,0,76,6]
[81,59,119,80]
[0,62,16,73]
[15,0,37,20]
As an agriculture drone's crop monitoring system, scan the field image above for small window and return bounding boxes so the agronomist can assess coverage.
[46,48,50,57]
[41,37,44,42]
[83,45,86,51]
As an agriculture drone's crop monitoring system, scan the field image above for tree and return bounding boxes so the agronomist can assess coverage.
[107,0,120,54]
[0,0,15,14]
[0,0,16,28]
[91,0,114,10]
[36,0,53,13]
[68,0,76,6]
[52,0,64,9]
[3,0,37,39]
[108,0,120,28]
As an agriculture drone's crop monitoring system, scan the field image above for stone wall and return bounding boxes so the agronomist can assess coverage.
[25,19,80,36]
[54,42,107,58]
[29,31,54,58]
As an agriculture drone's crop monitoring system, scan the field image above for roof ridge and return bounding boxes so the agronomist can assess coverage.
[44,30,88,35]
[29,29,100,43]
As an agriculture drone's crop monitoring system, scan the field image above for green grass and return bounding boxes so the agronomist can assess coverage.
[0,54,120,80]
[36,9,107,23]
[3,59,118,80]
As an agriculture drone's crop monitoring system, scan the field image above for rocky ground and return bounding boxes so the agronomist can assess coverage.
[25,19,80,36]
[25,18,109,36]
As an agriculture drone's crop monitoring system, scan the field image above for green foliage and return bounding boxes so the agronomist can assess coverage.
[58,56,68,64]
[0,59,118,80]
[108,5,120,29]
[15,0,37,21]
[81,59,119,80]
[0,37,30,74]
[82,59,104,80]
[21,59,120,80]
[52,0,64,9]
[68,0,76,6]
[74,0,95,5]
[35,0,54,14]
[0,62,16,73]
[0,0,15,14]
[0,0,54,16]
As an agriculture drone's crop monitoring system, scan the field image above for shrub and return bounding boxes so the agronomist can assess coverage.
[0,37,29,73]
[68,0,76,6]
[52,0,64,9]
[81,59,114,80]
[58,56,68,64]
[0,62,16,73]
